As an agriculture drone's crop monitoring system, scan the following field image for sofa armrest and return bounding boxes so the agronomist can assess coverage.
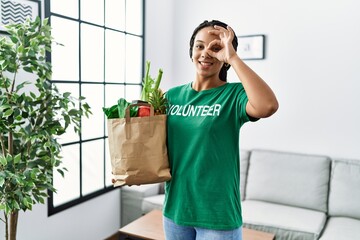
[121,183,161,226]
[122,183,161,198]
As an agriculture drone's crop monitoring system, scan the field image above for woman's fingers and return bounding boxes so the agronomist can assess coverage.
[207,25,237,62]
[207,39,222,52]
[209,25,234,40]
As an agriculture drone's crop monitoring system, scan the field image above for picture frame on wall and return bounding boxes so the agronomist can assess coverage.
[0,0,41,34]
[237,34,265,60]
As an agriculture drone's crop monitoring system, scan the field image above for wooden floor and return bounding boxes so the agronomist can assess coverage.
[104,232,119,240]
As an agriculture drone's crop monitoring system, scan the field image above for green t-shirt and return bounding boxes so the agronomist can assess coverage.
[164,82,252,230]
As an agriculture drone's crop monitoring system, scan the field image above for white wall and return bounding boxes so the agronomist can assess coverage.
[146,0,360,159]
[144,0,174,91]
[18,190,120,240]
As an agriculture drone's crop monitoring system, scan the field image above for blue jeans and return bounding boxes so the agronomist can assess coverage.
[163,216,243,240]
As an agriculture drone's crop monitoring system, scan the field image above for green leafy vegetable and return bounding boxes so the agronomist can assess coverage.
[117,98,130,118]
[141,61,163,102]
[102,105,119,119]
[102,98,138,119]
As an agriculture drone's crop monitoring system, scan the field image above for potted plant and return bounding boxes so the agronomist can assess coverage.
[0,17,91,240]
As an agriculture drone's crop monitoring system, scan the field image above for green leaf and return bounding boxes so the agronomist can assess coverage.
[38,197,45,204]
[26,181,35,188]
[14,153,21,164]
[23,66,33,73]
[4,108,13,117]
[68,109,79,116]
[28,50,36,57]
[0,60,8,70]
[31,168,39,179]
[6,153,12,164]
[0,104,11,112]
[30,92,36,99]
[24,197,33,208]
[23,198,29,207]
[15,114,23,121]
[39,191,49,197]
[13,201,20,210]
[0,203,5,211]
[0,155,7,166]
[0,176,5,187]
[13,108,21,117]
[63,92,71,98]
[57,168,65,178]
[42,18,48,26]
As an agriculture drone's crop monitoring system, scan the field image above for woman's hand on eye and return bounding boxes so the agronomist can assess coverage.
[207,25,237,63]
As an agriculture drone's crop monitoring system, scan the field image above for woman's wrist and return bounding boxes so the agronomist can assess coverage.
[227,54,241,65]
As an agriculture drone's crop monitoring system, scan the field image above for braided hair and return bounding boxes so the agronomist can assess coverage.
[189,20,238,82]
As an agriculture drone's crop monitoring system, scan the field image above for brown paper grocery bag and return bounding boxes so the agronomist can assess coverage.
[107,102,171,187]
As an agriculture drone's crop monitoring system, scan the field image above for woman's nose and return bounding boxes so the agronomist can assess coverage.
[201,49,211,58]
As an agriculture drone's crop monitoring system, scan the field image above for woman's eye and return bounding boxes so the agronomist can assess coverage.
[195,45,204,49]
[212,46,221,52]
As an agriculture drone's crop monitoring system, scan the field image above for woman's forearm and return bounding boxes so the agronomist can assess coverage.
[229,55,279,118]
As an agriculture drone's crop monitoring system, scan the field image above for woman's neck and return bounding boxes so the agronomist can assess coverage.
[192,77,226,92]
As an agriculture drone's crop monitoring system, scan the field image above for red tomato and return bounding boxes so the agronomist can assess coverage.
[138,106,150,117]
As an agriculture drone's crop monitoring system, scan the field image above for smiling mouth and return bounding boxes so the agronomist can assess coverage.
[199,61,213,66]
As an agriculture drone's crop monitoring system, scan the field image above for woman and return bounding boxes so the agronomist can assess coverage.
[164,20,278,240]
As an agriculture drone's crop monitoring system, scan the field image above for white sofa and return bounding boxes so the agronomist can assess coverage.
[120,149,360,240]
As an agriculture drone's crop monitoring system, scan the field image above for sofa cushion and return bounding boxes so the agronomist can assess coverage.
[240,149,250,200]
[242,200,327,240]
[328,159,360,219]
[142,194,165,214]
[245,149,331,212]
[319,217,360,240]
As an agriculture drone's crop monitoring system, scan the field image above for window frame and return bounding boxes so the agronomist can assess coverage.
[45,0,145,216]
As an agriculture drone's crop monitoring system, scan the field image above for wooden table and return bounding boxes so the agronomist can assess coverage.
[119,210,275,240]
[243,228,275,240]
[119,210,164,240]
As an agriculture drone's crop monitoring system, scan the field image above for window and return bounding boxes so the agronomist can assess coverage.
[46,0,144,215]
